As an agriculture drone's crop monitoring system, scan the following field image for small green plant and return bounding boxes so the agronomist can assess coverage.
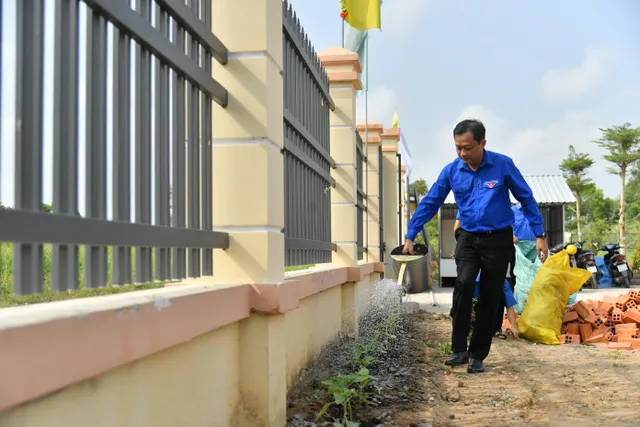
[606,350,624,360]
[316,367,375,426]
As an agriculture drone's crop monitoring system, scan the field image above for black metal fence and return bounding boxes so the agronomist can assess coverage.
[355,132,366,260]
[0,0,229,295]
[378,146,385,261]
[282,0,336,267]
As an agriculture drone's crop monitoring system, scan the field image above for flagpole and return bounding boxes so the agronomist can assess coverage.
[364,33,369,262]
[341,19,345,48]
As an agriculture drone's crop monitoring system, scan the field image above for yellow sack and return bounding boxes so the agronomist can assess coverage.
[517,250,591,345]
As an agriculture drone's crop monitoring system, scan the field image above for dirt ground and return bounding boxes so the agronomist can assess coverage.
[390,312,640,427]
[288,311,640,427]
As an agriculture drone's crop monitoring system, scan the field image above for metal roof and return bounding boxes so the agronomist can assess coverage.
[443,174,576,206]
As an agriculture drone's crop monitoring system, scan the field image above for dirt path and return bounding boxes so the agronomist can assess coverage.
[391,312,640,427]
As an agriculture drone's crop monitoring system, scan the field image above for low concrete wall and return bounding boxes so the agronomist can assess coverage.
[0,262,382,427]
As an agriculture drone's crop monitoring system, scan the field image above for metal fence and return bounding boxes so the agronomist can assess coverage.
[282,0,336,267]
[378,145,385,261]
[0,0,229,295]
[355,132,366,260]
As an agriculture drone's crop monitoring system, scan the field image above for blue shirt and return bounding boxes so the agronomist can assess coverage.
[512,205,536,241]
[406,150,544,240]
[473,272,518,308]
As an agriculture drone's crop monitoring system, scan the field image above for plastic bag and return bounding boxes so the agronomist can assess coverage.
[513,241,542,313]
[513,242,579,313]
[517,249,592,345]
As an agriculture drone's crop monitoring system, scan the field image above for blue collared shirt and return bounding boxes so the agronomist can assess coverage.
[406,150,544,240]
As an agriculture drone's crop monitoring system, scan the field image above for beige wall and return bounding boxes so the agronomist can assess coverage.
[0,264,382,427]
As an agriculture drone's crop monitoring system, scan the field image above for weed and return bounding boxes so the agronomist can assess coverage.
[606,350,624,360]
[316,367,375,426]
[424,341,451,357]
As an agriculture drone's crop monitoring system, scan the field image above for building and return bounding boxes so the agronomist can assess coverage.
[437,174,576,287]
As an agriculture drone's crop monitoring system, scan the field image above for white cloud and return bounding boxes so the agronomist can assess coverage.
[382,0,433,37]
[356,85,398,127]
[412,105,620,197]
[540,48,613,102]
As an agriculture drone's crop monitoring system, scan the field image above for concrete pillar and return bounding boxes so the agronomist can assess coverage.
[380,128,400,271]
[318,47,362,267]
[211,0,284,285]
[356,121,383,262]
[211,1,286,425]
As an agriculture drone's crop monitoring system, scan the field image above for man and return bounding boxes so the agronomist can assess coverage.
[403,119,547,373]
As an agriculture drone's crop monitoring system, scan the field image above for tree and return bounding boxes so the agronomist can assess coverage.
[409,178,428,198]
[559,145,594,236]
[594,123,640,254]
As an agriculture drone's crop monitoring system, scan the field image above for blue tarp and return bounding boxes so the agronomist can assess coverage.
[595,256,613,288]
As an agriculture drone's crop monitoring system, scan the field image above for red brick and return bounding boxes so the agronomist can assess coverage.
[626,300,638,311]
[615,323,638,334]
[616,295,632,311]
[611,308,625,324]
[585,314,599,327]
[608,342,632,350]
[586,326,609,343]
[611,334,619,342]
[618,328,639,337]
[623,308,640,324]
[559,334,581,344]
[593,307,609,316]
[566,323,580,335]
[573,301,591,319]
[579,323,593,342]
[560,324,568,334]
[600,301,613,312]
[629,339,640,349]
[563,311,579,323]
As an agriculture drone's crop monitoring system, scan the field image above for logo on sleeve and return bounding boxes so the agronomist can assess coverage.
[484,180,499,189]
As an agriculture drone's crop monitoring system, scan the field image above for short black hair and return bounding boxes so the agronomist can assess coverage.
[453,119,486,143]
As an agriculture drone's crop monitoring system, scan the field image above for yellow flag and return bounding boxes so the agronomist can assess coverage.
[340,0,382,31]
[392,110,399,128]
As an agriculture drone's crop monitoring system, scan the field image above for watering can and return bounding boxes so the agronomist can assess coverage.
[389,229,438,306]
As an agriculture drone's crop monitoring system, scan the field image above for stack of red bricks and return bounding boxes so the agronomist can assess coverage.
[559,290,640,350]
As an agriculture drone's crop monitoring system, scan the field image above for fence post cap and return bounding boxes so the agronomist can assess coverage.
[317,46,362,73]
[356,121,384,133]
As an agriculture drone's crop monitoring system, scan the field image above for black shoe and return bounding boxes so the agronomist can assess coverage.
[467,358,484,373]
[444,352,469,366]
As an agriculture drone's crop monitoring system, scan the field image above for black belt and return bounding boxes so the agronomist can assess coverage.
[463,226,513,236]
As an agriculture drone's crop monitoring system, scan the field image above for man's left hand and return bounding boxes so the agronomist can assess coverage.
[536,237,548,263]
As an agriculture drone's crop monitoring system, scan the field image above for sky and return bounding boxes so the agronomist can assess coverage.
[1,0,639,212]
[288,0,640,198]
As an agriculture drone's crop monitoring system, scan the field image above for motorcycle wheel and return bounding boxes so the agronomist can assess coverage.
[591,273,598,289]
[623,272,632,288]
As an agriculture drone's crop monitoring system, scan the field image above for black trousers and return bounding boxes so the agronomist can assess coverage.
[452,226,513,360]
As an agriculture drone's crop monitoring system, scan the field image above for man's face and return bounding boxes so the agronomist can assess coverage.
[454,131,486,166]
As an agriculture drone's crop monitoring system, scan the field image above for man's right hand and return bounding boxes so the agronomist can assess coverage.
[403,239,415,254]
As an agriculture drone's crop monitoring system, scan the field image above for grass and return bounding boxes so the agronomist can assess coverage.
[1,242,167,308]
[0,242,318,308]
[285,264,315,273]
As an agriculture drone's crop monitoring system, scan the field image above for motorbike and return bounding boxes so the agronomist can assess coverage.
[549,241,599,289]
[600,243,632,288]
